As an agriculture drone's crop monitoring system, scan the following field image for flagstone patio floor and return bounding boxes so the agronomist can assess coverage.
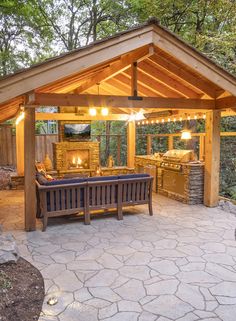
[1,190,236,321]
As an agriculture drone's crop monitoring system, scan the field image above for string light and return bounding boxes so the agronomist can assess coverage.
[168,118,170,122]
[179,117,183,121]
[156,120,159,123]
[173,118,176,122]
[151,120,154,124]
[161,119,165,123]
[194,115,197,119]
[187,115,191,120]
[137,122,140,125]
[142,121,145,125]
[203,114,206,119]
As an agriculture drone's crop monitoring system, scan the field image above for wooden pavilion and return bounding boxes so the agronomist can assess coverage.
[0,18,236,231]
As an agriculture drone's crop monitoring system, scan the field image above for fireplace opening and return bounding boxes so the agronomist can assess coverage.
[66,149,90,169]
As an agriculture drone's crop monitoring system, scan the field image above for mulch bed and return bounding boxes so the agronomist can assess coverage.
[0,257,44,321]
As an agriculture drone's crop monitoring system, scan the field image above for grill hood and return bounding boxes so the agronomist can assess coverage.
[162,149,196,163]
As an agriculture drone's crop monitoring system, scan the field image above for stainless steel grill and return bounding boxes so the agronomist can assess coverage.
[161,150,196,171]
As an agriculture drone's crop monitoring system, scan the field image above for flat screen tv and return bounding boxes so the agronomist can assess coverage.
[64,123,91,140]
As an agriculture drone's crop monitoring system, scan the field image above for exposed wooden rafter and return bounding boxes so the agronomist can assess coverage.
[124,69,183,98]
[149,53,220,98]
[138,60,201,98]
[76,46,154,94]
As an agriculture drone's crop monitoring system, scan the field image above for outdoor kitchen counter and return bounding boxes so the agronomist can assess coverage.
[135,154,205,204]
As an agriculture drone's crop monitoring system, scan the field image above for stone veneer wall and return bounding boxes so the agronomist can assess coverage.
[158,164,204,205]
[53,141,100,172]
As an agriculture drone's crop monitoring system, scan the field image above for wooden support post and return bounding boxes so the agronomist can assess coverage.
[24,107,36,231]
[204,110,221,207]
[131,61,138,96]
[199,134,205,161]
[16,118,24,175]
[168,135,174,150]
[147,134,152,155]
[127,121,136,168]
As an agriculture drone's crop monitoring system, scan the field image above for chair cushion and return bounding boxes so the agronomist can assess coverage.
[36,172,48,185]
[118,173,150,179]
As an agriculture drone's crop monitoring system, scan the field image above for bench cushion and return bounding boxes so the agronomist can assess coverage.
[118,173,150,179]
[44,177,86,186]
[86,175,118,182]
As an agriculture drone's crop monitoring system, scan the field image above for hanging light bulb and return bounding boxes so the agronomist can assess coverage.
[101,107,109,116]
[181,117,192,140]
[173,118,176,122]
[194,115,197,120]
[142,121,145,125]
[146,120,149,124]
[187,115,191,120]
[151,120,154,124]
[179,117,183,121]
[156,120,159,123]
[161,119,164,123]
[203,114,206,119]
[137,121,140,125]
[168,118,170,122]
[89,108,97,116]
[181,129,192,140]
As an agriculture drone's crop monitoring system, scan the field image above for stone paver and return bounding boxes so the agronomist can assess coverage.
[1,190,236,321]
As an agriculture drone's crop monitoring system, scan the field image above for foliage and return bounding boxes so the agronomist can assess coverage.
[127,0,236,73]
[0,271,12,291]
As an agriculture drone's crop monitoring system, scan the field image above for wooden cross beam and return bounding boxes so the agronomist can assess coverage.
[216,96,236,109]
[26,92,215,109]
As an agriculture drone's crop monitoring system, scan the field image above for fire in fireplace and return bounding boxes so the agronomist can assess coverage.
[66,149,89,169]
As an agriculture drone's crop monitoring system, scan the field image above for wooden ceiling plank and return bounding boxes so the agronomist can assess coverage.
[115,73,159,97]
[149,54,218,98]
[139,60,201,98]
[106,78,134,96]
[123,69,183,98]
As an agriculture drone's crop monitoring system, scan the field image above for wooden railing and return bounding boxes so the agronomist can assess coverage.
[137,132,236,160]
[0,124,235,167]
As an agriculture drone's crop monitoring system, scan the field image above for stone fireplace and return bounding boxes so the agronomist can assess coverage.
[53,141,100,174]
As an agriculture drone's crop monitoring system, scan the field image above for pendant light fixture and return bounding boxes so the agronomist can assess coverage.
[181,115,192,140]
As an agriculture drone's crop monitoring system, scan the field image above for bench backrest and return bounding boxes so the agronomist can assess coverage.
[36,175,153,214]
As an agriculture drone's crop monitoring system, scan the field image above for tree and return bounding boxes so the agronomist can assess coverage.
[127,0,236,74]
[0,0,53,75]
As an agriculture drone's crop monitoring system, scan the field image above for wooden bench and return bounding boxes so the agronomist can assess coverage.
[36,174,153,231]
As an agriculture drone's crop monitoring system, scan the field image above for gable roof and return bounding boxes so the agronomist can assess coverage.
[0,18,236,123]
